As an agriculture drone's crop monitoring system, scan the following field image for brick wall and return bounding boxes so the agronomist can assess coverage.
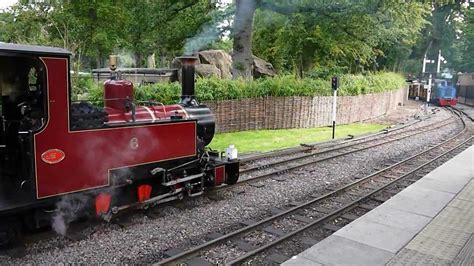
[204,87,408,133]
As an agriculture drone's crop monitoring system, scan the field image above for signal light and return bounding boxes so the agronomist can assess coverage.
[95,193,112,215]
[332,76,339,91]
[138,184,152,203]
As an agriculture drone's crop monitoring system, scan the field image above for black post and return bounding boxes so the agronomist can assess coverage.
[178,56,198,106]
[332,121,336,139]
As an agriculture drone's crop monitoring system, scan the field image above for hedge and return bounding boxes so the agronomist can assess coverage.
[79,72,406,105]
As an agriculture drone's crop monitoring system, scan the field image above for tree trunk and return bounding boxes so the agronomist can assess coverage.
[134,52,142,68]
[232,0,257,80]
[147,53,156,68]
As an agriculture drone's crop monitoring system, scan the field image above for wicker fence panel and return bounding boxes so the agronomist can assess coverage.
[202,87,407,133]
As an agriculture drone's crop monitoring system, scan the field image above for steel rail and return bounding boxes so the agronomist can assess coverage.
[228,134,473,265]
[238,116,426,163]
[240,116,454,175]
[451,106,474,122]
[232,118,457,187]
[157,111,469,265]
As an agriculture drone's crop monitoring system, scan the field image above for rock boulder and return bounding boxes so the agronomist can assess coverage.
[198,50,233,79]
[195,64,221,78]
[253,55,277,79]
[172,50,276,79]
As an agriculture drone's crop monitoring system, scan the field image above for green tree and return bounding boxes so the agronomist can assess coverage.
[122,0,221,67]
[250,1,430,77]
[387,1,474,76]
[455,6,474,72]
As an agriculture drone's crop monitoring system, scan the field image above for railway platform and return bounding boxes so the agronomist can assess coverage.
[283,145,474,266]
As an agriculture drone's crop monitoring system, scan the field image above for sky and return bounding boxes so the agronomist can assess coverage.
[0,0,16,10]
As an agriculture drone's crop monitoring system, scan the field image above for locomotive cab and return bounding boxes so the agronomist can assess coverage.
[0,55,47,194]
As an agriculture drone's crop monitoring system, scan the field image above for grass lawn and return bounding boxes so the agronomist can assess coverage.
[209,123,386,154]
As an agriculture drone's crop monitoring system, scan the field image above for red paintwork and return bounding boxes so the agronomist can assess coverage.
[214,166,225,186]
[137,184,152,203]
[106,104,187,124]
[95,193,112,215]
[34,57,197,199]
[439,98,457,107]
[104,79,134,111]
[103,78,188,124]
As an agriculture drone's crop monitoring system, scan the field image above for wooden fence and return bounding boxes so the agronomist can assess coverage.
[203,87,408,133]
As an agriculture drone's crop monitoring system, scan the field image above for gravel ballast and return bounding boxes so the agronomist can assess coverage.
[0,105,464,264]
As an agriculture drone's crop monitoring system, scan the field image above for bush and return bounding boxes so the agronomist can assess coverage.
[81,72,406,105]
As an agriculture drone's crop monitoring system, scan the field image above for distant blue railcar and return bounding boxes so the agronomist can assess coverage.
[432,80,457,106]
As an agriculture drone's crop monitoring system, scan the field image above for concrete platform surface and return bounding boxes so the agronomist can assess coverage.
[283,145,474,266]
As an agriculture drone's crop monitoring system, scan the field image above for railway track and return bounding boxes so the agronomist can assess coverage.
[238,117,423,164]
[157,110,472,265]
[4,108,465,259]
[232,112,458,187]
[238,109,440,164]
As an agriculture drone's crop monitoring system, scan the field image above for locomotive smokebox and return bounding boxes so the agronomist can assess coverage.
[178,56,215,147]
[178,56,198,106]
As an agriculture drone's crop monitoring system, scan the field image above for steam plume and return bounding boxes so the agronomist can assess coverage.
[52,195,88,235]
[183,5,231,55]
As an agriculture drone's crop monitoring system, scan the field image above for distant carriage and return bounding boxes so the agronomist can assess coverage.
[408,82,429,101]
[457,73,474,106]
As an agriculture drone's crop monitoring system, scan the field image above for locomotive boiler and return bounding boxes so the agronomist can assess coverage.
[0,43,239,245]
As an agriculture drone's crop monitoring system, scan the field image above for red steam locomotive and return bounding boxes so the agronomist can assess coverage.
[0,43,239,245]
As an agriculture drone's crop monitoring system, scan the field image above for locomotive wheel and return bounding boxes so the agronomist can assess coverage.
[225,175,239,185]
[0,218,22,248]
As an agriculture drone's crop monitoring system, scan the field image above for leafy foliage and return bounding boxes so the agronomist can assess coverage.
[0,0,219,67]
[0,0,470,77]
[252,1,431,76]
[84,72,406,105]
[454,7,474,72]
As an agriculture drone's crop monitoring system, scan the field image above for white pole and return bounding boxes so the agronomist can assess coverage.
[437,50,441,74]
[332,89,337,139]
[427,74,432,103]
[422,53,427,73]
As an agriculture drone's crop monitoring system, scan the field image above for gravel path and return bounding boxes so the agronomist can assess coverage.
[0,106,462,264]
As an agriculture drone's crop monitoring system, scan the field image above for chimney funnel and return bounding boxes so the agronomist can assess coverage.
[178,56,198,106]
[109,55,118,71]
